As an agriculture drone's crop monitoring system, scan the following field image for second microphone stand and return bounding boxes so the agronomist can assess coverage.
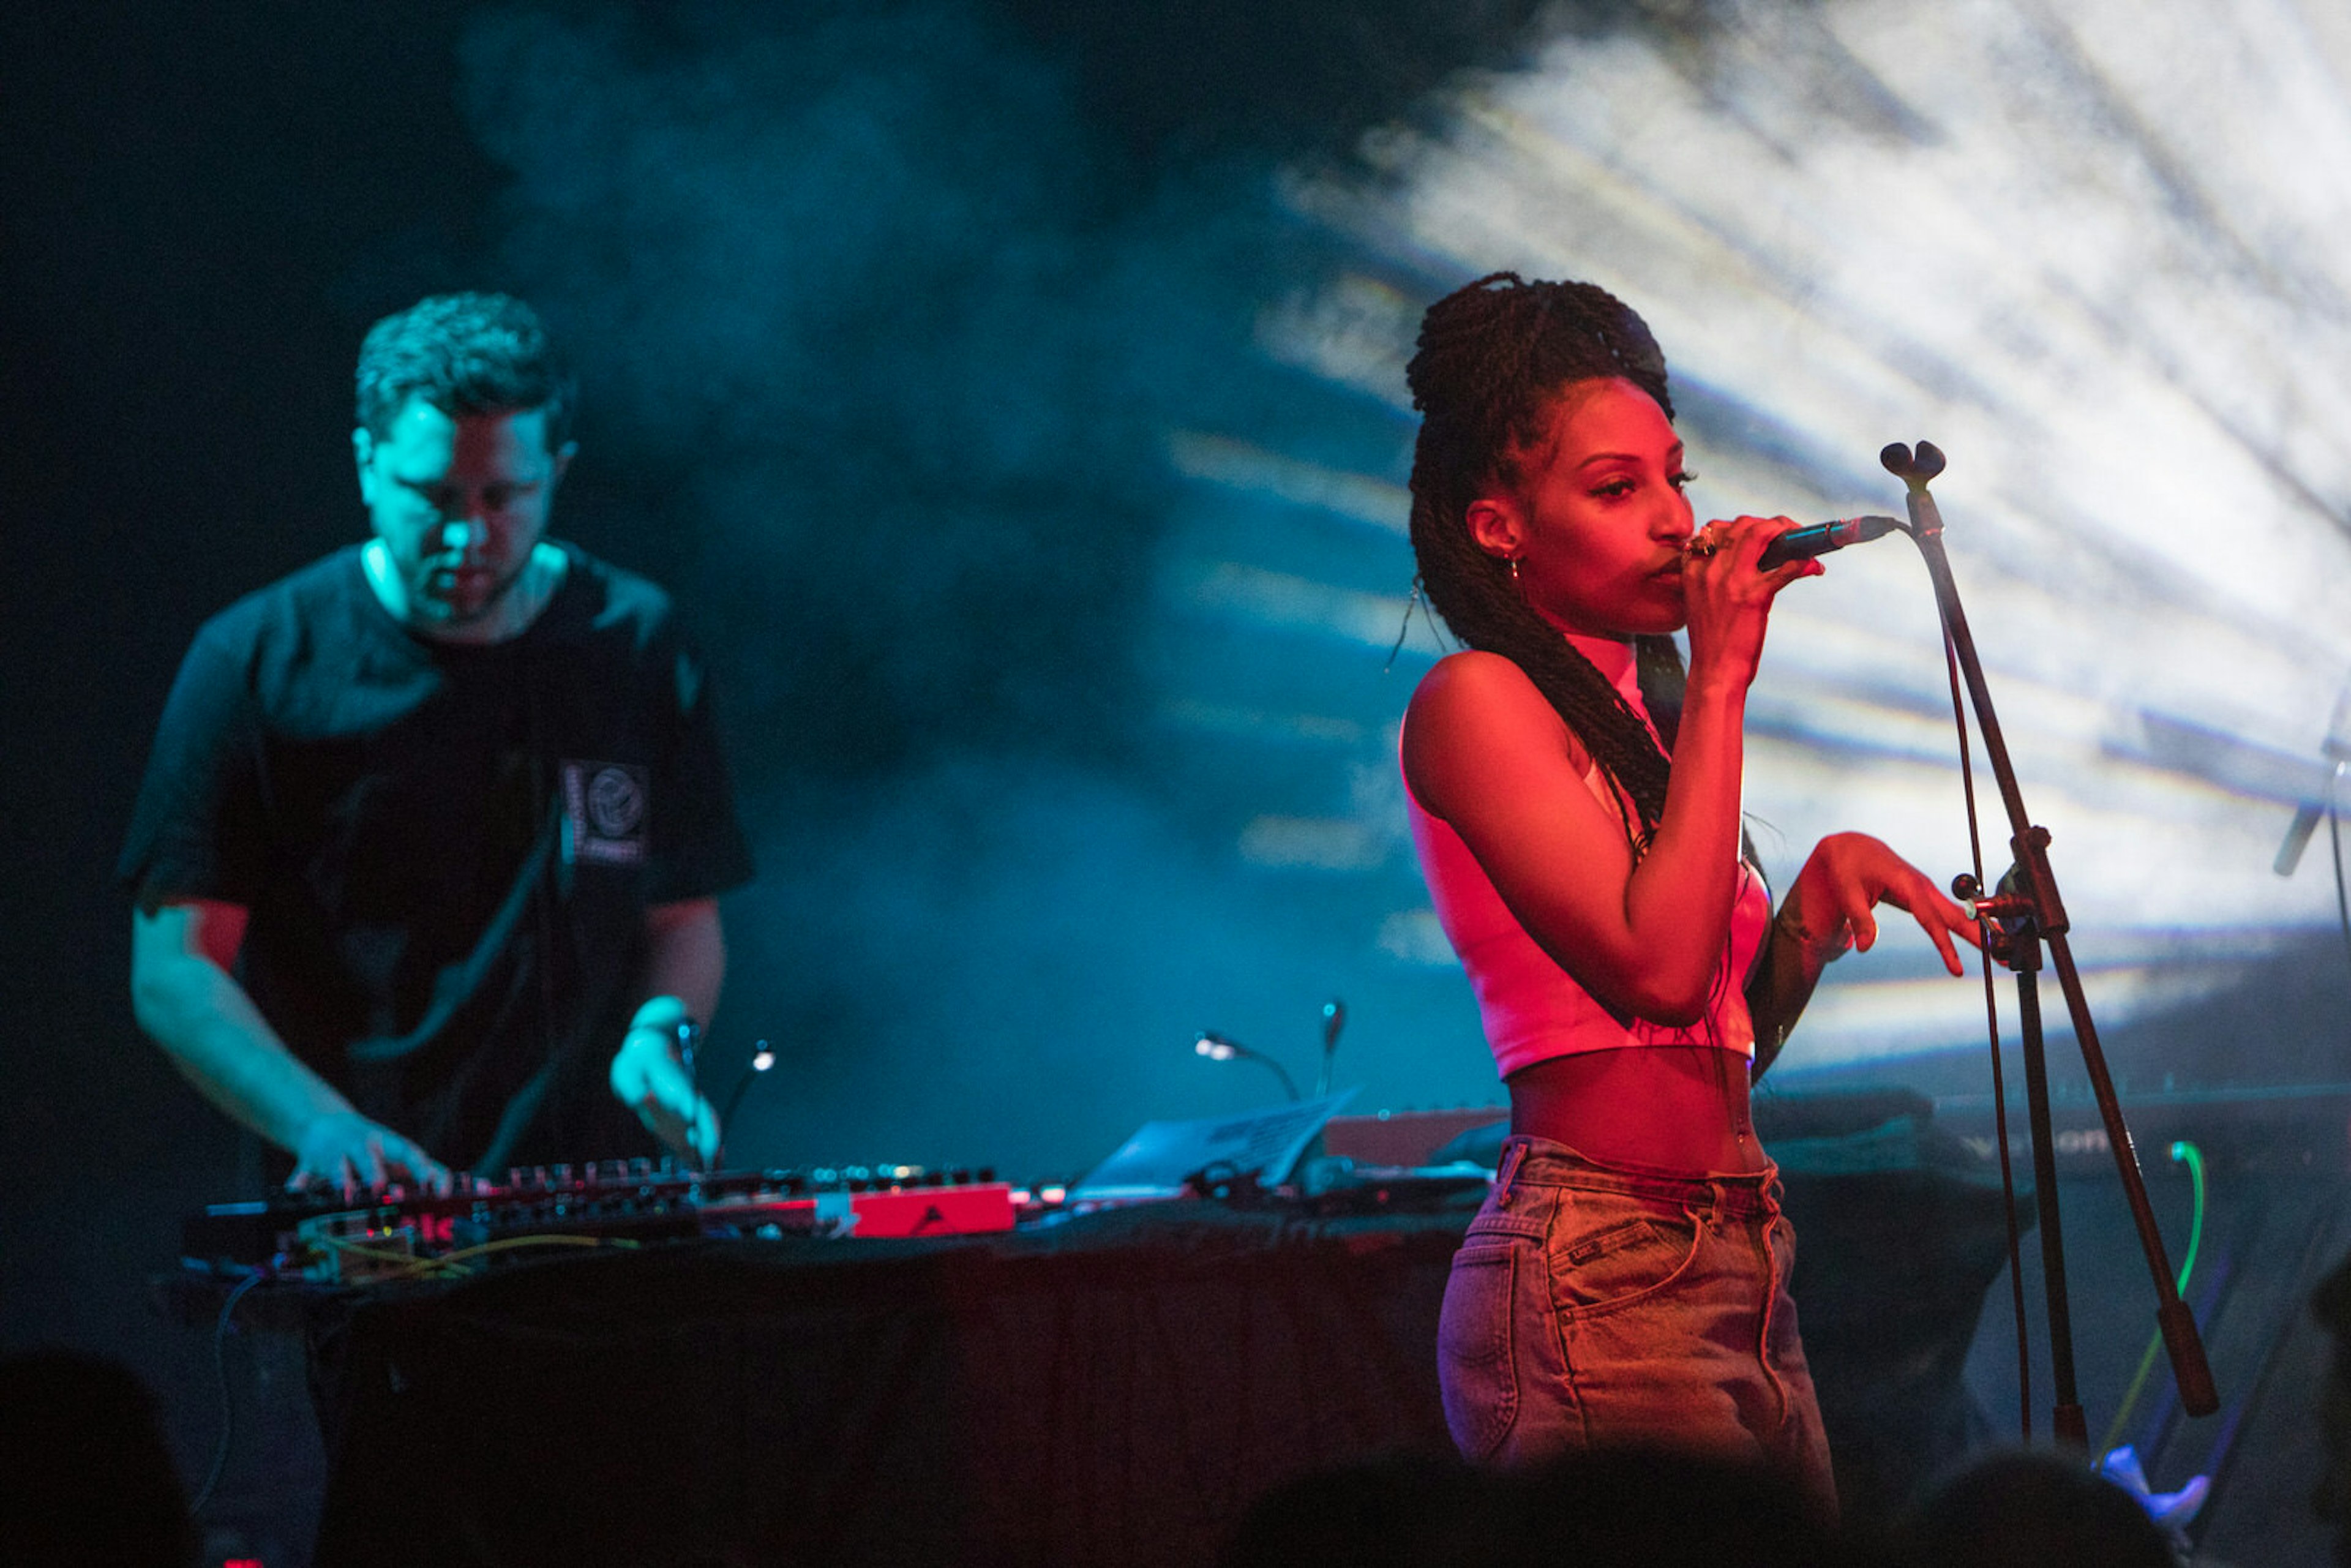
[1880,440,2218,1441]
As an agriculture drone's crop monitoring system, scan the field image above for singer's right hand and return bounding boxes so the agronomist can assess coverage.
[1679,513,1820,687]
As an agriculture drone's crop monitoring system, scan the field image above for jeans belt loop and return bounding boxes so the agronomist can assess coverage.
[1493,1139,1528,1209]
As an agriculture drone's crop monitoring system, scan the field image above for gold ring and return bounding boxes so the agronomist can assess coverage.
[1687,535,1720,559]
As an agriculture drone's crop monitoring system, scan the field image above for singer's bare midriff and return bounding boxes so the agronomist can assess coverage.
[1508,1045,1766,1174]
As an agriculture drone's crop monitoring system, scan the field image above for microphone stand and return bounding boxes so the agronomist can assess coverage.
[1881,440,2218,1441]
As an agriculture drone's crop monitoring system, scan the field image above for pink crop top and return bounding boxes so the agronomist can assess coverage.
[1403,636,1771,1078]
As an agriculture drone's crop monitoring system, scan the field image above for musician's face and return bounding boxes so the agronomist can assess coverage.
[1466,377,1695,640]
[354,398,572,633]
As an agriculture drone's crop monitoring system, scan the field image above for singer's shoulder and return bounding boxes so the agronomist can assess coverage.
[1406,651,1575,763]
[1411,649,1551,712]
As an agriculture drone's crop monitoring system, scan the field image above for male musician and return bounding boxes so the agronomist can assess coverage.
[122,294,754,1193]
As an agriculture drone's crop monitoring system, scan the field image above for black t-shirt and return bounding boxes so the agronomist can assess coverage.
[119,543,756,1174]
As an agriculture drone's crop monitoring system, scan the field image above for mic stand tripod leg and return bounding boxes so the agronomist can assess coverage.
[2008,930,2089,1447]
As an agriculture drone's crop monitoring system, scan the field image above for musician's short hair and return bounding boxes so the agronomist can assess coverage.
[355,293,575,448]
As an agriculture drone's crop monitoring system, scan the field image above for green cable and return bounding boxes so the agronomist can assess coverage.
[2097,1140,2207,1457]
[2169,1140,2205,1294]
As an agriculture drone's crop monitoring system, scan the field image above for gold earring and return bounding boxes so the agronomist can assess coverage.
[1508,556,1521,582]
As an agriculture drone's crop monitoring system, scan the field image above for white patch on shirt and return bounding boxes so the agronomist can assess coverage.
[563,761,649,866]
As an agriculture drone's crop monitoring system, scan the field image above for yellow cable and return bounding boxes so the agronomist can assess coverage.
[313,1229,641,1282]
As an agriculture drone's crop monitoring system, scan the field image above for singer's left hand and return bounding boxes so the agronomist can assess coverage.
[1785,832,1979,977]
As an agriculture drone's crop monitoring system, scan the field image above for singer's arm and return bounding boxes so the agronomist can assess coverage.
[1745,833,1978,1079]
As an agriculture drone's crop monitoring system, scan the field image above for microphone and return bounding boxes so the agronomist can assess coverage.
[1315,999,1346,1099]
[1195,1030,1301,1101]
[1756,514,1902,569]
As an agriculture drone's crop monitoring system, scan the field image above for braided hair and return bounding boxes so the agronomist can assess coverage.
[1405,272,1690,849]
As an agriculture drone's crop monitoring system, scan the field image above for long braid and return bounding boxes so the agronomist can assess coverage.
[1405,272,1690,847]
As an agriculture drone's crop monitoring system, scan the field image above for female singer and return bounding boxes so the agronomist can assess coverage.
[1400,274,1976,1512]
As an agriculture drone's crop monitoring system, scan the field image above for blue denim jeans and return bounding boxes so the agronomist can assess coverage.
[1436,1135,1835,1514]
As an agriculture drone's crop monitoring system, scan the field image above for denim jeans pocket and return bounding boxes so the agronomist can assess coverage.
[1436,1239,1521,1461]
[1548,1199,1704,1320]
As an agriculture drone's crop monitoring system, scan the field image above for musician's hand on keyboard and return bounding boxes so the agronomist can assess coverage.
[287,1111,452,1200]
[610,1025,721,1169]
